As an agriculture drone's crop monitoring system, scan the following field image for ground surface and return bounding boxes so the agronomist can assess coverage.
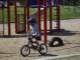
[0,19,80,60]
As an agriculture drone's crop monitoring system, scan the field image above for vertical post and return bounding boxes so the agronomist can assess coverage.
[7,0,11,35]
[43,0,47,44]
[24,0,27,32]
[49,0,53,31]
[2,0,5,35]
[14,0,17,33]
[1,4,4,35]
[37,0,41,33]
[26,0,30,31]
[56,0,60,31]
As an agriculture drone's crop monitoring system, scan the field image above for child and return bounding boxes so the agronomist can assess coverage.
[28,16,41,40]
[28,8,44,40]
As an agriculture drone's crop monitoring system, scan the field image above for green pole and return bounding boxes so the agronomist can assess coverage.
[2,0,6,35]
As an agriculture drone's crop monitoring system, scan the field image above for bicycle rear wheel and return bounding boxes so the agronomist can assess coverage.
[38,44,48,55]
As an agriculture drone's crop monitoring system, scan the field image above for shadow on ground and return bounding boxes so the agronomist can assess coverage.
[0,52,16,54]
[47,29,80,36]
[39,54,58,57]
[27,53,58,57]
[0,34,27,38]
[0,29,80,38]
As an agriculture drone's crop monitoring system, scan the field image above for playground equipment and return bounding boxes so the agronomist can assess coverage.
[0,0,11,36]
[0,0,60,36]
[7,0,11,35]
[0,0,5,36]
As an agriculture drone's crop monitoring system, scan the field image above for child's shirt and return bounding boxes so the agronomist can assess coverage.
[28,16,37,25]
[28,16,39,35]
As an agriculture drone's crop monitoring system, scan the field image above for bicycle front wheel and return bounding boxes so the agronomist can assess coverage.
[20,45,30,57]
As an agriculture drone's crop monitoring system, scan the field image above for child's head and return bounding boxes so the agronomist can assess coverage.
[30,8,44,18]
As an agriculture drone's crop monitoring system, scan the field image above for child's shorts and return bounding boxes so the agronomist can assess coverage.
[32,32,41,40]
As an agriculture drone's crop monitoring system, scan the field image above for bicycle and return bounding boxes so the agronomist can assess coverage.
[20,32,48,57]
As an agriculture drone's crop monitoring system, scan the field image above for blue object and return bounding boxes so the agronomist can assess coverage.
[27,0,54,8]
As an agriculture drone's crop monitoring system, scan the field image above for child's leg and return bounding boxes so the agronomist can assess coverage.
[31,24,38,33]
[31,24,40,35]
[31,24,41,40]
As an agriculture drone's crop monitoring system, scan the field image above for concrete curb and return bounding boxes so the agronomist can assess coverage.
[34,54,80,60]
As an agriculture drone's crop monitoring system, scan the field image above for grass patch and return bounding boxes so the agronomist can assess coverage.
[0,6,80,23]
